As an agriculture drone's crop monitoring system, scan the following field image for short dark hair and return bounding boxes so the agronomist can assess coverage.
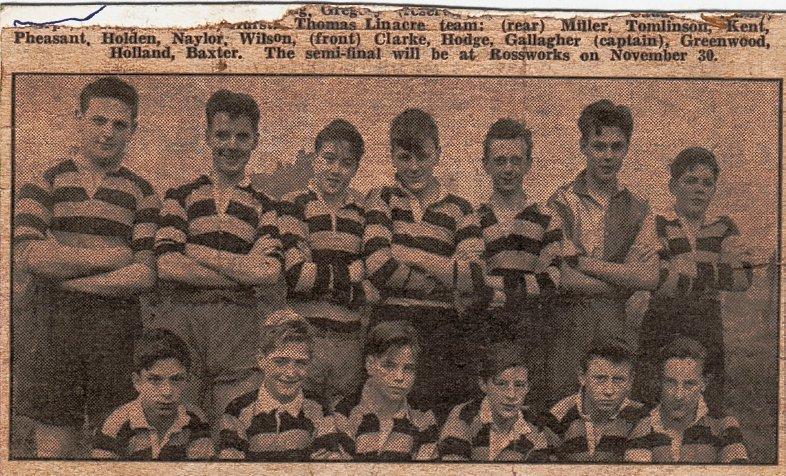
[364,321,420,361]
[133,328,191,373]
[580,336,634,373]
[80,76,139,121]
[205,89,260,129]
[670,146,720,181]
[483,118,533,164]
[315,119,365,162]
[477,340,528,382]
[258,318,313,357]
[659,336,708,375]
[577,99,633,143]
[389,108,439,156]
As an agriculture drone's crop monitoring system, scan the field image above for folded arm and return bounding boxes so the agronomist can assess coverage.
[16,238,133,280]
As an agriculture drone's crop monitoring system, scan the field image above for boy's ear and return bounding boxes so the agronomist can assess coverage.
[577,368,586,388]
[365,355,375,374]
[478,377,489,395]
[131,372,141,393]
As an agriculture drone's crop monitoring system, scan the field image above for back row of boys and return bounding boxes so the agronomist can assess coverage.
[13,76,752,462]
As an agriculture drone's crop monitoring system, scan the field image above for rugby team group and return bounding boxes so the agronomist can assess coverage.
[12,76,754,463]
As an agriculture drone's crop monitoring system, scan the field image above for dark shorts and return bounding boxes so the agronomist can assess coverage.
[17,288,141,428]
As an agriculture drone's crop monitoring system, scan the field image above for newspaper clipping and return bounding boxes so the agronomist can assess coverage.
[0,3,783,474]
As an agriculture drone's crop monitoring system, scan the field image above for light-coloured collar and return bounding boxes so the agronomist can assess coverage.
[75,155,123,175]
[660,207,721,228]
[575,389,635,421]
[650,397,709,434]
[128,398,190,434]
[478,397,533,436]
[487,191,533,213]
[207,172,252,189]
[254,384,304,418]
[572,169,628,201]
[394,175,447,208]
[358,382,411,420]
[307,179,363,207]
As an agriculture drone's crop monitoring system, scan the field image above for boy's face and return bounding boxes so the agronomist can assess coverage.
[132,358,188,419]
[206,112,259,178]
[484,138,531,197]
[578,357,632,417]
[670,164,717,219]
[78,97,137,168]
[314,139,359,198]
[365,345,416,404]
[580,126,628,185]
[259,341,310,403]
[479,366,529,422]
[391,138,440,195]
[660,357,706,422]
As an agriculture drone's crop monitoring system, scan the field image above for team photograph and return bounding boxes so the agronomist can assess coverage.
[8,74,780,464]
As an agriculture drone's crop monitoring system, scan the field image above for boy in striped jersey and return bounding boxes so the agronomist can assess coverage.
[332,321,439,461]
[218,319,341,461]
[13,77,160,457]
[633,147,752,415]
[92,328,213,460]
[625,337,748,463]
[541,336,645,462]
[475,118,565,408]
[546,100,660,401]
[438,340,552,462]
[278,119,374,409]
[364,108,485,423]
[154,90,283,425]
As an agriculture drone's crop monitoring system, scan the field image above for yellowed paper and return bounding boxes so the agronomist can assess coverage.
[0,4,783,474]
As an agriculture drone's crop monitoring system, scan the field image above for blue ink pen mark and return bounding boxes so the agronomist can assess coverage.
[13,5,107,27]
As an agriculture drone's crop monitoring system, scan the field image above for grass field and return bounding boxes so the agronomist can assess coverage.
[9,270,780,462]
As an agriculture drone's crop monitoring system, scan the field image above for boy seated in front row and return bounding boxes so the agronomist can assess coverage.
[541,336,645,462]
[217,319,340,461]
[438,340,551,462]
[331,321,439,461]
[625,336,748,463]
[92,328,214,460]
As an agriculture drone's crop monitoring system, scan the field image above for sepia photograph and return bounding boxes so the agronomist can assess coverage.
[7,73,780,465]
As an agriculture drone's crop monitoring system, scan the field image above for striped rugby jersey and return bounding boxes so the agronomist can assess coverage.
[540,392,645,462]
[635,211,753,299]
[278,183,377,319]
[477,199,566,307]
[92,399,213,460]
[624,399,748,463]
[154,174,282,267]
[364,180,484,306]
[218,387,340,461]
[332,384,439,461]
[14,158,160,256]
[439,397,552,462]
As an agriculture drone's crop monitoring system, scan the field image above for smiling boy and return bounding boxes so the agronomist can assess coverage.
[363,108,485,423]
[217,319,340,461]
[13,76,160,457]
[154,89,283,423]
[541,337,645,462]
[278,119,375,409]
[625,337,748,463]
[92,328,213,460]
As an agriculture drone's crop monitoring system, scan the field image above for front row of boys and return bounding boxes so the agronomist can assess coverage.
[94,320,748,462]
[14,76,752,460]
